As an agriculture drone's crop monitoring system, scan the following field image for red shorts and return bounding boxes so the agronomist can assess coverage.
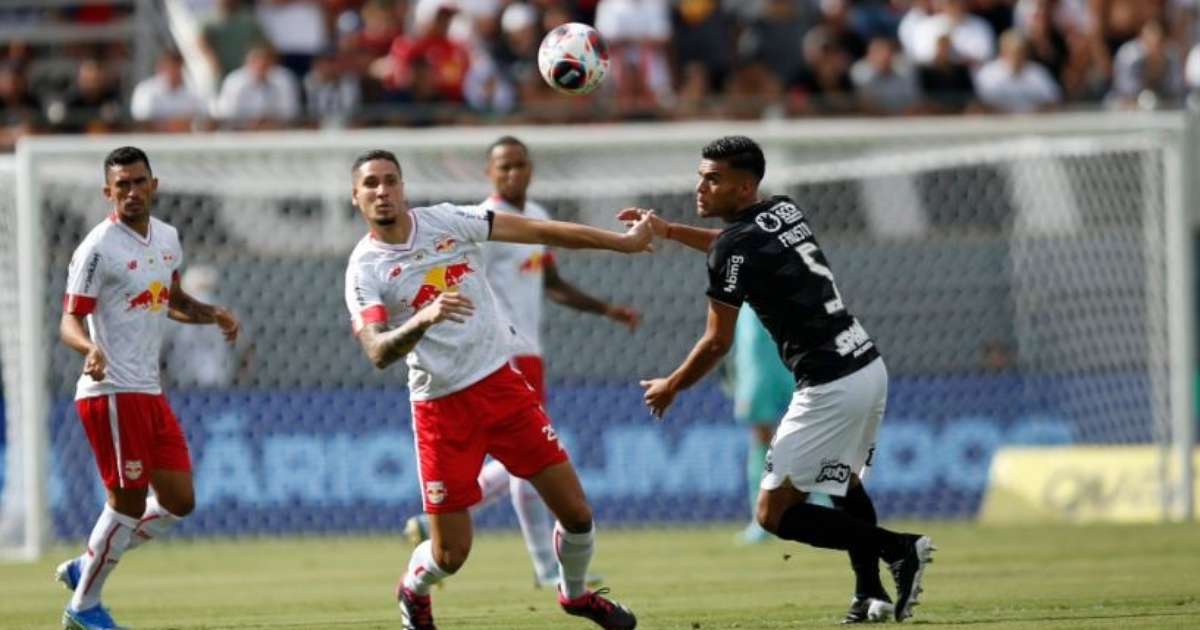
[512,355,546,403]
[411,363,568,513]
[76,393,192,489]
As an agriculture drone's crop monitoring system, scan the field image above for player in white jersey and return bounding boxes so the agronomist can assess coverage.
[344,149,650,630]
[402,136,640,589]
[55,147,241,630]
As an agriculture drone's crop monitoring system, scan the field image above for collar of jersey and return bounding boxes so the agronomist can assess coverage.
[369,209,419,251]
[110,215,153,246]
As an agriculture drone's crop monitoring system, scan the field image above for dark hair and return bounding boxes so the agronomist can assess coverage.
[352,149,401,176]
[487,135,528,159]
[103,146,152,178]
[701,135,765,182]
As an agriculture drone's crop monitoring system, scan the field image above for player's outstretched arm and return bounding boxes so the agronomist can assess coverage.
[490,210,655,253]
[641,299,738,418]
[167,276,240,343]
[616,208,720,253]
[357,293,474,369]
[544,258,640,331]
[60,313,106,381]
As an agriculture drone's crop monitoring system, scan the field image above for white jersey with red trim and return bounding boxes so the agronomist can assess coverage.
[64,215,183,399]
[344,203,519,400]
[477,196,551,357]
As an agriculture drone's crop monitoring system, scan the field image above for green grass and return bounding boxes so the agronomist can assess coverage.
[2,522,1198,629]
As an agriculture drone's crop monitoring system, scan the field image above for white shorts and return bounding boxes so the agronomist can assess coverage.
[760,357,887,497]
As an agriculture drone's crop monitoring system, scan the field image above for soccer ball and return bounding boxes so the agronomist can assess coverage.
[537,22,609,96]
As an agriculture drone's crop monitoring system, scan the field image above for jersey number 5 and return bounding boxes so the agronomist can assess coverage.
[794,242,845,315]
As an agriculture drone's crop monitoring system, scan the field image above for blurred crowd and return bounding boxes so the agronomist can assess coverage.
[3,0,1200,149]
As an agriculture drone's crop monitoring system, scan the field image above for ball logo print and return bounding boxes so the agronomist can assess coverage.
[537,22,609,95]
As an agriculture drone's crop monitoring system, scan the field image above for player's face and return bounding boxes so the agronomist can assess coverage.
[103,162,157,224]
[486,144,532,204]
[353,160,407,227]
[695,159,752,220]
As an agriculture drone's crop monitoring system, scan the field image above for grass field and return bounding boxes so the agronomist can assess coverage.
[1,522,1197,629]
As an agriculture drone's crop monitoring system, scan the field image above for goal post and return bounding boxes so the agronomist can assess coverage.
[1,112,1194,560]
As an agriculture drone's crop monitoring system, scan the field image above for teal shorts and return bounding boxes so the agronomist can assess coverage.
[732,305,795,426]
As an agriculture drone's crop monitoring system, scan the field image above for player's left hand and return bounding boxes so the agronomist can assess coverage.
[214,307,240,343]
[620,209,656,253]
[605,305,640,331]
[640,377,676,419]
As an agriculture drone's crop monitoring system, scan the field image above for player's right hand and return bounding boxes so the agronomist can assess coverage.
[418,292,475,326]
[83,346,107,381]
[617,208,669,238]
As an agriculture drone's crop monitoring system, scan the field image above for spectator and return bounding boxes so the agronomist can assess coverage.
[256,0,330,80]
[200,0,268,79]
[215,44,301,127]
[1186,41,1200,94]
[917,32,976,112]
[907,0,995,66]
[672,0,737,92]
[737,0,820,88]
[595,0,675,113]
[304,50,361,127]
[465,2,533,114]
[379,0,471,103]
[130,50,208,131]
[1021,0,1070,86]
[819,0,868,60]
[0,62,42,148]
[1108,19,1183,109]
[48,58,123,133]
[788,25,855,115]
[1091,0,1163,58]
[974,29,1062,113]
[850,37,922,114]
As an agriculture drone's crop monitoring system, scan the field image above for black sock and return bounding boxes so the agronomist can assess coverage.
[776,502,908,565]
[833,485,888,600]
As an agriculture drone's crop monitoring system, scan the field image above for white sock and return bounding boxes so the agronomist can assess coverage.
[474,460,512,511]
[126,495,184,551]
[510,476,557,581]
[71,505,138,611]
[554,522,594,599]
[402,540,451,595]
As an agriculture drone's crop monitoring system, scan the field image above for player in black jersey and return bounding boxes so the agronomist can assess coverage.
[622,136,935,624]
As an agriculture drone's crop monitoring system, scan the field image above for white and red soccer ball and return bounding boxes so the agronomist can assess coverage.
[537,22,609,96]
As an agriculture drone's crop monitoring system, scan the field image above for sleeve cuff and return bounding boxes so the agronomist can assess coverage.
[63,294,98,315]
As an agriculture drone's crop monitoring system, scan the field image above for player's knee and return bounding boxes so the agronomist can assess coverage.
[557,504,593,533]
[433,540,471,573]
[755,503,779,534]
[160,493,195,517]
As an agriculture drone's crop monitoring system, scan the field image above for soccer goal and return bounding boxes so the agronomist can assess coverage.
[2,113,1194,561]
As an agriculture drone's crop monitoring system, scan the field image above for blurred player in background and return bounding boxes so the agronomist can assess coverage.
[727,303,793,546]
[623,136,935,624]
[404,135,639,589]
[344,149,649,630]
[56,146,240,630]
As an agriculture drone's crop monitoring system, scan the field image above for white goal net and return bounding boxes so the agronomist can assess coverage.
[1,113,1194,559]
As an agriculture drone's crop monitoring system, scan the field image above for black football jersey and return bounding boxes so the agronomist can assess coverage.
[706,196,880,387]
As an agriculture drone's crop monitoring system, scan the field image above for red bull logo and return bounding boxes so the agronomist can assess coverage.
[411,260,473,310]
[127,280,169,312]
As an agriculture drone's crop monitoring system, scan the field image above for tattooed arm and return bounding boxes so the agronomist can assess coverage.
[356,293,475,369]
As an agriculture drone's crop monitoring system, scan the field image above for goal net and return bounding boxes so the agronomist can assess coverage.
[2,113,1193,559]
